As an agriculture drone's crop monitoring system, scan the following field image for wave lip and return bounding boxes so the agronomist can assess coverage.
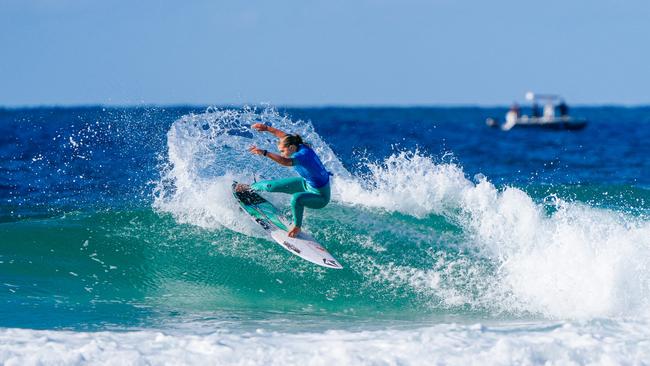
[334,150,471,217]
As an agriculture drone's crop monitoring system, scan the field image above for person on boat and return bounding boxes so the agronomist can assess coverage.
[531,101,541,118]
[543,102,555,120]
[558,100,569,117]
[506,103,520,124]
[511,102,521,117]
[243,123,331,238]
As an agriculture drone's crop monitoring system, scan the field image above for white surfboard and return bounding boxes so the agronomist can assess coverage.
[232,181,343,269]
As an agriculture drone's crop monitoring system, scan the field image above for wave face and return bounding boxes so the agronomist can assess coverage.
[145,106,650,321]
[1,106,649,363]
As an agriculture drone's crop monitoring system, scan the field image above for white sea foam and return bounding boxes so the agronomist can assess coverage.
[333,150,471,217]
[334,150,650,319]
[1,321,649,365]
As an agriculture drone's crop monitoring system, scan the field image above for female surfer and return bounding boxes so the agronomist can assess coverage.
[242,123,331,238]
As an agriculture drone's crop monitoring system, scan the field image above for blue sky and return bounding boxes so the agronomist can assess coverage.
[2,0,649,106]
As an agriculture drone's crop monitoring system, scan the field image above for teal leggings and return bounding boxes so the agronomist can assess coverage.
[251,177,330,228]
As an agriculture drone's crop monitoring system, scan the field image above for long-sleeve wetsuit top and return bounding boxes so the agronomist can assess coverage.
[290,144,330,188]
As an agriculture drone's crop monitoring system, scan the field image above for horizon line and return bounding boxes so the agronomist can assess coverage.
[3,102,650,110]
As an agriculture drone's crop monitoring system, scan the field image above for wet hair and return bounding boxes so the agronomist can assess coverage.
[279,134,304,148]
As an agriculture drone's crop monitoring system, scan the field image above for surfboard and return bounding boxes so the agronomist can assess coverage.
[231,181,343,269]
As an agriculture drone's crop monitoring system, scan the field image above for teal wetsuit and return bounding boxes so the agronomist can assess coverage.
[251,145,331,228]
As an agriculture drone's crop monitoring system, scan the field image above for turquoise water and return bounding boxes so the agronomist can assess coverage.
[0,204,495,328]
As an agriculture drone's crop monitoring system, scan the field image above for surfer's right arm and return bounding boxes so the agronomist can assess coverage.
[252,123,287,138]
[248,145,293,166]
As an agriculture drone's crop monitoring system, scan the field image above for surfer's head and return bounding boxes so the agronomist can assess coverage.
[278,134,303,157]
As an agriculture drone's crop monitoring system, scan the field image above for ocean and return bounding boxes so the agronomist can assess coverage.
[1,105,649,364]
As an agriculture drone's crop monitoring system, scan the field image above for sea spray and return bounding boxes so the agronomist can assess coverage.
[153,106,350,234]
[333,150,471,217]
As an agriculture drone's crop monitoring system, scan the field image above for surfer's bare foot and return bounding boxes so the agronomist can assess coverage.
[288,226,301,238]
[235,183,250,193]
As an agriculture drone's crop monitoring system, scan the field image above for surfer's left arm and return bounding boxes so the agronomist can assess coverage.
[248,145,293,166]
[251,123,287,138]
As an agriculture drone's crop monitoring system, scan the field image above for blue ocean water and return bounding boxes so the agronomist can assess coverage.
[1,106,649,364]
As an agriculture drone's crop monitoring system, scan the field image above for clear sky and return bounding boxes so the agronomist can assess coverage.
[2,0,649,106]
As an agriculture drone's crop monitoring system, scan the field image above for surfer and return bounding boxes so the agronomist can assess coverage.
[243,123,331,238]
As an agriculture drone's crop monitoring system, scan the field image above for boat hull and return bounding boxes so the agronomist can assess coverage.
[500,117,587,131]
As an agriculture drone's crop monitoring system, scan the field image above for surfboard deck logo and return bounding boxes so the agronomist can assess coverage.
[232,181,343,269]
[282,241,301,254]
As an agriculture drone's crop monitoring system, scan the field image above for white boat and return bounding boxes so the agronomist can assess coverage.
[487,92,587,131]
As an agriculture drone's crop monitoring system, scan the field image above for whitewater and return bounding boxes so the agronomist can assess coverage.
[1,106,649,365]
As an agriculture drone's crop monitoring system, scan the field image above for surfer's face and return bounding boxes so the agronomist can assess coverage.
[278,143,297,158]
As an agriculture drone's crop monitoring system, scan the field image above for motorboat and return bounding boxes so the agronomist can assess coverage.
[486,92,587,131]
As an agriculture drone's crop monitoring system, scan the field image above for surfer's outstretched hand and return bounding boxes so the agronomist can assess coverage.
[288,226,301,238]
[248,145,264,155]
[252,123,268,132]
